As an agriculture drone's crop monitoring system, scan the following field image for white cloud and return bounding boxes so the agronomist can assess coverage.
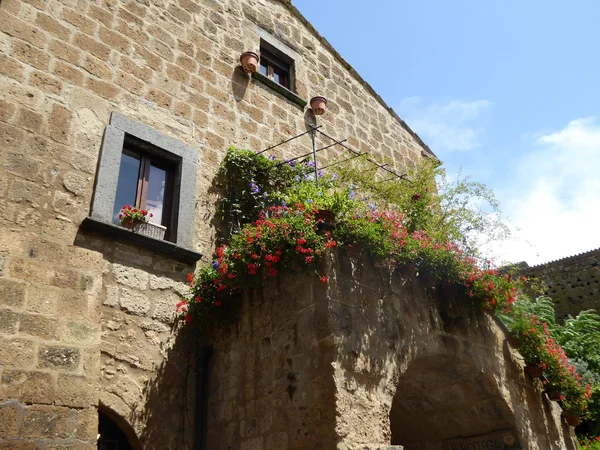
[489,117,600,266]
[398,97,492,152]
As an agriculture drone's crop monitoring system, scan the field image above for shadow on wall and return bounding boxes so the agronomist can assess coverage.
[73,229,201,449]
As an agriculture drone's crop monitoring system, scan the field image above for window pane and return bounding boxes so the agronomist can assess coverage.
[273,71,280,84]
[112,152,141,223]
[146,164,167,225]
[259,62,268,76]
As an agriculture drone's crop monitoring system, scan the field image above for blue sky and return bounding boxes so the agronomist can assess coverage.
[293,0,600,265]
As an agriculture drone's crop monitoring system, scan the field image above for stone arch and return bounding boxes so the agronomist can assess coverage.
[389,347,515,448]
[97,404,143,450]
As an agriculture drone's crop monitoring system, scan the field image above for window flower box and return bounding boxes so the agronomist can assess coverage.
[124,221,167,240]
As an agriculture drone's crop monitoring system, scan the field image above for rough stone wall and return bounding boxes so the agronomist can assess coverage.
[521,248,600,320]
[0,0,431,448]
[207,250,578,450]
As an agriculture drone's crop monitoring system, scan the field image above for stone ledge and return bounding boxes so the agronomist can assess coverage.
[251,71,307,108]
[80,217,202,265]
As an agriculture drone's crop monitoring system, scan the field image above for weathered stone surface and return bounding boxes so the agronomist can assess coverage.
[521,248,600,320]
[119,287,150,316]
[38,346,80,370]
[0,401,22,438]
[55,375,97,408]
[0,279,26,307]
[206,252,577,450]
[113,264,149,290]
[0,370,54,404]
[0,338,35,368]
[0,308,19,334]
[21,405,74,439]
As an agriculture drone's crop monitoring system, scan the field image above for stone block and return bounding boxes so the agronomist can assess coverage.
[48,104,72,145]
[0,279,26,307]
[266,432,288,450]
[0,441,43,449]
[56,290,87,319]
[0,13,46,48]
[38,346,80,371]
[241,437,264,450]
[0,401,21,438]
[48,39,82,65]
[19,312,60,340]
[62,321,99,345]
[119,287,150,316]
[21,405,74,439]
[55,374,97,408]
[61,8,97,35]
[74,407,97,441]
[9,39,48,71]
[0,54,25,81]
[0,370,54,404]
[0,338,35,368]
[0,308,19,334]
[113,264,149,290]
[46,445,97,450]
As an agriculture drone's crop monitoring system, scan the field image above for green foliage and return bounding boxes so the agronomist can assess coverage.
[216,147,312,236]
[334,157,510,257]
[579,435,600,449]
[187,146,597,424]
[501,296,599,423]
[276,177,355,218]
[561,311,600,375]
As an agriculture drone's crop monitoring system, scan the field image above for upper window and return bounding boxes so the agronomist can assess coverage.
[259,47,291,90]
[87,112,200,260]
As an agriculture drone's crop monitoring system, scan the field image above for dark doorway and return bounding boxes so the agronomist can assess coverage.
[98,411,134,450]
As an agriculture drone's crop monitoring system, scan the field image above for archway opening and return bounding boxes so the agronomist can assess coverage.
[98,410,134,450]
[390,355,515,449]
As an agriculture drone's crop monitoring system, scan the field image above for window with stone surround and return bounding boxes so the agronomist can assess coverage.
[251,31,307,109]
[112,137,178,241]
[259,45,292,90]
[83,112,202,264]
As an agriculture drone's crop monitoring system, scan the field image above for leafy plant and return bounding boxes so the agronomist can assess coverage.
[118,205,153,226]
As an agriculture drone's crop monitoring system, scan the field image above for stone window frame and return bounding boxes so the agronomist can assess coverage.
[82,112,202,264]
[251,28,307,108]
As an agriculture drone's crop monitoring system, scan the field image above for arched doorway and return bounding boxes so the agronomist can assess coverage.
[389,354,517,449]
[98,411,134,450]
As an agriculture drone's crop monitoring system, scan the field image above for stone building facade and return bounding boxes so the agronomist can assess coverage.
[0,0,577,449]
[520,248,600,320]
[206,252,578,450]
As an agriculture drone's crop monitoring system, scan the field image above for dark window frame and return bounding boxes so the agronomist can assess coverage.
[259,39,295,92]
[88,113,199,256]
[115,137,179,242]
[260,47,291,90]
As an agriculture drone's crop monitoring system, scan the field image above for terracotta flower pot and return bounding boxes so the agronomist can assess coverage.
[310,96,328,115]
[315,209,335,224]
[315,209,335,235]
[344,243,362,258]
[545,387,562,401]
[561,411,581,427]
[397,262,417,277]
[525,363,544,379]
[418,271,437,288]
[240,51,259,73]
